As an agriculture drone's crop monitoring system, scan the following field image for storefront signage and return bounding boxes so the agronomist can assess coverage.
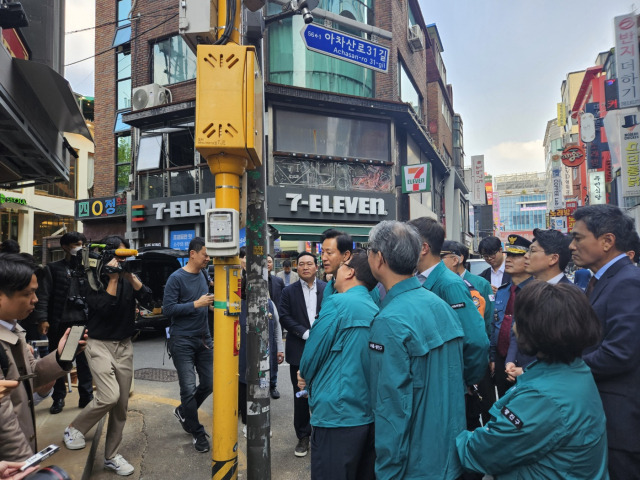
[561,145,585,167]
[0,194,27,206]
[75,196,127,220]
[550,163,563,209]
[589,171,606,205]
[470,155,485,205]
[170,230,195,251]
[267,186,395,222]
[300,23,389,73]
[401,163,431,193]
[615,14,640,108]
[131,193,215,228]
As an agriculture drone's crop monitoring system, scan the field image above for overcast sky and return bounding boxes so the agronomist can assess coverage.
[64,1,636,176]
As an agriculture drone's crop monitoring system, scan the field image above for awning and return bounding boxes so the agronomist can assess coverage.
[271,223,373,242]
[0,49,92,188]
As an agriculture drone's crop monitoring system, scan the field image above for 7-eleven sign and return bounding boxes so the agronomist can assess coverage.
[401,163,431,194]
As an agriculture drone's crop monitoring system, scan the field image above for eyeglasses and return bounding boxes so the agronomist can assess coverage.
[367,246,379,255]
[481,252,499,259]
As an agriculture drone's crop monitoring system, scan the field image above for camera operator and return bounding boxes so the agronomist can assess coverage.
[0,253,81,461]
[63,236,151,477]
[29,232,94,415]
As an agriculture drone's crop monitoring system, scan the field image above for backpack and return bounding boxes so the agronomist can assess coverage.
[463,278,486,318]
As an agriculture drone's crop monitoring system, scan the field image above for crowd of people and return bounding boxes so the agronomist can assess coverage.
[1,202,639,479]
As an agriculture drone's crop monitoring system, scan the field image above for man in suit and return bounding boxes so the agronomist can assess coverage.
[478,236,511,294]
[279,251,327,457]
[504,229,573,382]
[276,259,299,286]
[570,204,640,479]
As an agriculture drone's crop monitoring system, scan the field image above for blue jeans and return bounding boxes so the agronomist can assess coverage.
[169,334,213,436]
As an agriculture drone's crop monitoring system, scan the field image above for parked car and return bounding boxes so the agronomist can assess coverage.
[467,258,490,276]
[134,247,188,332]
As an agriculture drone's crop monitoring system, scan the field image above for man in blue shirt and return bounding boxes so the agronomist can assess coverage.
[570,204,640,479]
[299,249,378,479]
[163,237,214,453]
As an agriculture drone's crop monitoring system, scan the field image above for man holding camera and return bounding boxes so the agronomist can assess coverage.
[0,253,79,461]
[31,232,94,415]
[163,237,214,453]
[63,236,151,477]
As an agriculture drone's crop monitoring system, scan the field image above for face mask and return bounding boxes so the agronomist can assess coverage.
[70,246,82,255]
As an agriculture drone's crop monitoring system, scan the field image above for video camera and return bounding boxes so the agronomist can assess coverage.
[79,243,142,291]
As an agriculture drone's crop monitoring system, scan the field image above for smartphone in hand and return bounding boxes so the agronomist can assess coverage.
[59,325,85,362]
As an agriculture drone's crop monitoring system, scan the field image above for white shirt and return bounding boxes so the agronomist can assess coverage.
[547,273,565,285]
[0,319,15,331]
[301,278,317,340]
[417,264,438,284]
[491,258,506,288]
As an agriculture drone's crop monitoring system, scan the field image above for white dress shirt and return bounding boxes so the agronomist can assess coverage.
[300,278,317,340]
[491,258,506,288]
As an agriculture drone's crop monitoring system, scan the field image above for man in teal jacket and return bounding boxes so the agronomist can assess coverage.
[408,218,489,386]
[367,221,466,480]
[299,249,379,480]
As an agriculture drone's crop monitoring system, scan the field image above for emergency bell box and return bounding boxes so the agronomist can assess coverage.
[204,208,239,257]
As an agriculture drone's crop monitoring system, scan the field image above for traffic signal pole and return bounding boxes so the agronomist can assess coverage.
[195,2,263,479]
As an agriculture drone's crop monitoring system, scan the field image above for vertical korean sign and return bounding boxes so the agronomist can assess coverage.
[615,14,640,108]
[551,161,564,209]
[620,114,640,197]
[471,155,486,204]
[589,171,606,204]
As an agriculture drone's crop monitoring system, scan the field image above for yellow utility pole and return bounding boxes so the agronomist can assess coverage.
[195,1,262,478]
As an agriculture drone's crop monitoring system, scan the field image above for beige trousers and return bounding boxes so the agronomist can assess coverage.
[72,337,133,460]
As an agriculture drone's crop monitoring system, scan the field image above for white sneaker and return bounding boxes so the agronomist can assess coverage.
[104,454,134,476]
[63,426,85,450]
[243,425,247,438]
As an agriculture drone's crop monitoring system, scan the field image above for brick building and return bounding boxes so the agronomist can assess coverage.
[83,0,470,249]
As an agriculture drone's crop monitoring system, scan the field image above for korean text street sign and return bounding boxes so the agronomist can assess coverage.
[300,23,389,73]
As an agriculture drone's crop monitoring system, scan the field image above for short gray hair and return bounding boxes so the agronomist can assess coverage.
[368,221,421,275]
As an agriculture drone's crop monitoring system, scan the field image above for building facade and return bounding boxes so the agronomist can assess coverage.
[87,0,471,251]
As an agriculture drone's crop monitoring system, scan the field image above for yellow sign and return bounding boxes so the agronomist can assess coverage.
[557,103,567,127]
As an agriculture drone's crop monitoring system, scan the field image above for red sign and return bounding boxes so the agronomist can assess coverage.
[561,145,586,167]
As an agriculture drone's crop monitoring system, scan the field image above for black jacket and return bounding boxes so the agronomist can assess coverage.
[479,267,511,287]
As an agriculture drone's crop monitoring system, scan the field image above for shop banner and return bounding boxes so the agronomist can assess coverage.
[620,113,640,197]
[615,14,640,108]
[551,163,563,209]
[401,163,431,193]
[589,171,607,204]
[562,163,573,197]
[471,155,485,205]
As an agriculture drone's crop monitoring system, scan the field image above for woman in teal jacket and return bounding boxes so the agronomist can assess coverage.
[299,250,379,480]
[456,281,608,479]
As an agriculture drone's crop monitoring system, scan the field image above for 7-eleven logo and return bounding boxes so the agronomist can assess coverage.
[402,163,431,194]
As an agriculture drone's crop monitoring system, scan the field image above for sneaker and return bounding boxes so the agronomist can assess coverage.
[242,424,247,438]
[104,454,134,476]
[294,436,309,457]
[270,387,280,399]
[174,406,190,434]
[193,432,210,453]
[63,426,86,450]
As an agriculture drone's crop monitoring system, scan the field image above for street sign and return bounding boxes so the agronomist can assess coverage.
[300,23,389,73]
[402,163,431,193]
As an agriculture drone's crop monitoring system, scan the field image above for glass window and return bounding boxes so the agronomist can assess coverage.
[35,156,77,198]
[116,135,131,192]
[117,0,131,25]
[114,110,131,133]
[139,172,165,199]
[169,170,195,196]
[112,26,131,48]
[137,135,163,171]
[200,165,215,193]
[117,49,131,110]
[399,61,421,116]
[117,78,131,110]
[152,35,197,86]
[274,110,390,162]
[168,130,195,168]
[408,4,418,27]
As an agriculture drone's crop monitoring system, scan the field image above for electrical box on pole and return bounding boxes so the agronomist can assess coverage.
[204,208,240,257]
[195,44,263,171]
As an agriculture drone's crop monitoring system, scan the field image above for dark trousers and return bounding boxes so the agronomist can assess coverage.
[289,365,311,439]
[169,334,214,436]
[493,354,515,398]
[466,366,496,430]
[238,381,247,424]
[609,448,640,480]
[310,424,375,480]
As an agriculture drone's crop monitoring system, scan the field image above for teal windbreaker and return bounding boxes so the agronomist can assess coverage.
[369,276,466,480]
[299,285,378,428]
[456,359,609,479]
[422,261,489,384]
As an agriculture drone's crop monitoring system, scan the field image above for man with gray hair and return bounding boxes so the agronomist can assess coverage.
[367,221,466,479]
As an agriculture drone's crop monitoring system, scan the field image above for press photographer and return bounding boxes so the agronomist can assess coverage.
[30,232,94,415]
[63,235,152,476]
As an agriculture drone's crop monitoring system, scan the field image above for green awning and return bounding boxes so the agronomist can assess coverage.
[271,223,373,242]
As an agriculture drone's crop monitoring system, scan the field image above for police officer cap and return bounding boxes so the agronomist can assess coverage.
[504,234,531,255]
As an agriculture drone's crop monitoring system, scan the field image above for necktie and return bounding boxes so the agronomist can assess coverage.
[585,276,597,297]
[497,284,518,357]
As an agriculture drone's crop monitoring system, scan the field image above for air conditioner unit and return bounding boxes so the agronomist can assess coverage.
[408,24,425,52]
[131,83,171,111]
